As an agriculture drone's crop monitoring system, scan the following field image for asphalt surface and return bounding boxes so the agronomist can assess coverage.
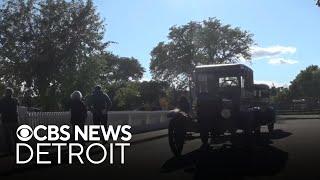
[2,118,320,180]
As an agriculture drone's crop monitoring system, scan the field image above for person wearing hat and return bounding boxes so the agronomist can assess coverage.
[0,88,19,154]
[87,85,112,126]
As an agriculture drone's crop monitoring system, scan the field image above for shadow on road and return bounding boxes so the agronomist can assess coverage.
[269,129,292,140]
[162,130,291,179]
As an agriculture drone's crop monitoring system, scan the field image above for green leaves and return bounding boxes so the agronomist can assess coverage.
[102,53,145,83]
[290,65,320,99]
[150,18,254,90]
[0,0,106,93]
[0,0,146,111]
[273,65,320,105]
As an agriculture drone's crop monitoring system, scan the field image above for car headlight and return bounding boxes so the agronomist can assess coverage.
[221,108,231,119]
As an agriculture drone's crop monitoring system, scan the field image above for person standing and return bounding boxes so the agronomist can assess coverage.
[21,89,33,110]
[69,91,87,144]
[178,96,191,114]
[0,88,19,154]
[87,85,112,126]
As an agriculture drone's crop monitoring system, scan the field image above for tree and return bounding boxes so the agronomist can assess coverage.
[150,18,253,90]
[101,53,145,83]
[289,65,320,99]
[0,0,107,110]
[139,81,169,109]
[113,82,142,110]
[271,87,291,104]
[57,53,145,110]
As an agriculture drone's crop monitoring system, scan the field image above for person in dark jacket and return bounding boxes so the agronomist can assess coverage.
[87,85,112,126]
[70,91,87,143]
[178,96,190,114]
[0,88,19,154]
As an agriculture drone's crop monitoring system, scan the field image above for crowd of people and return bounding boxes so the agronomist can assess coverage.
[0,85,112,155]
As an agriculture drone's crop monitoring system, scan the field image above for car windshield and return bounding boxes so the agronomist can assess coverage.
[197,73,244,94]
[219,77,239,87]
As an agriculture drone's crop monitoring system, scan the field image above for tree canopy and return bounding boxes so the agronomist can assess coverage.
[102,53,145,83]
[150,18,254,90]
[289,65,320,99]
[0,0,107,109]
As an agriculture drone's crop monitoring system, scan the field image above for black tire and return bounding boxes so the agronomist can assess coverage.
[243,112,255,134]
[268,123,274,133]
[243,112,255,146]
[168,117,186,157]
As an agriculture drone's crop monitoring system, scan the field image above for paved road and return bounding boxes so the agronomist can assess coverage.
[2,118,320,179]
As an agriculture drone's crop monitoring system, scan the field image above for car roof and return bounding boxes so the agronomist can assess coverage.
[195,63,252,73]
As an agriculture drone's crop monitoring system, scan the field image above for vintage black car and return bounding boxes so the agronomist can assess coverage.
[168,64,276,156]
[253,83,276,132]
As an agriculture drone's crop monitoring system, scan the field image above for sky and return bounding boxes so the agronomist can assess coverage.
[94,0,320,87]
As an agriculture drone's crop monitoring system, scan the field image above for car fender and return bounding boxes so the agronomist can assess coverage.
[167,108,188,119]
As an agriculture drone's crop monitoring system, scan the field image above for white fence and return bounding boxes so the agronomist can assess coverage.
[17,107,170,134]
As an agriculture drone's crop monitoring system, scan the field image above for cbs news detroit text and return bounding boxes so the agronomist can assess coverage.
[16,124,132,165]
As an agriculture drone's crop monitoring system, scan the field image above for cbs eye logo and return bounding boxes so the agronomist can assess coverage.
[16,125,33,142]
